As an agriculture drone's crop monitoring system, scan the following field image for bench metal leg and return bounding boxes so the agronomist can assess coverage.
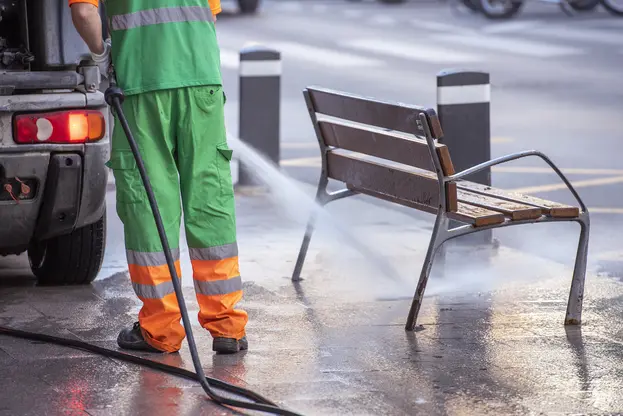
[565,217,590,325]
[292,191,324,282]
[291,182,357,282]
[405,213,449,331]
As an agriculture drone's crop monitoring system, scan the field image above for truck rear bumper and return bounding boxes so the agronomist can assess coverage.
[0,141,108,253]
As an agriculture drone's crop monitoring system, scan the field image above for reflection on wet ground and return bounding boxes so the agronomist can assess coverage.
[1,193,622,416]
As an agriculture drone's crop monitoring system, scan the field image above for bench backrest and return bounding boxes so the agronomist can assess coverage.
[304,87,458,213]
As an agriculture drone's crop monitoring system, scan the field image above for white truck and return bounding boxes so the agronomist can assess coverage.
[0,0,109,285]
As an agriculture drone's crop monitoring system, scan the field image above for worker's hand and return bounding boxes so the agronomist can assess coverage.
[91,38,112,79]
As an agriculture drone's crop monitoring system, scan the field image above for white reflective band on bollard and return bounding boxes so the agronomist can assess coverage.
[437,84,491,105]
[239,60,282,77]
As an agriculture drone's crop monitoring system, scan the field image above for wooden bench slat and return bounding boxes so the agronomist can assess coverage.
[327,151,458,212]
[318,120,455,175]
[308,87,444,139]
[457,189,543,221]
[345,184,505,227]
[449,203,506,227]
[457,181,580,218]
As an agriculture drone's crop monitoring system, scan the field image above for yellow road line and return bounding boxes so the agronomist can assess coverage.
[491,137,514,143]
[281,137,513,149]
[492,166,623,175]
[588,207,623,215]
[507,175,623,194]
[281,142,319,149]
[281,157,322,167]
[280,156,623,178]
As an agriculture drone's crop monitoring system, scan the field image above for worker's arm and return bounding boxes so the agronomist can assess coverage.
[69,0,111,77]
[70,1,104,54]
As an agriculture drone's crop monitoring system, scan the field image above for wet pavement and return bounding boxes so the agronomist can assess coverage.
[1,182,622,416]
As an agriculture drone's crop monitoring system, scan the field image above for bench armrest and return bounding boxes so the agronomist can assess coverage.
[445,150,588,213]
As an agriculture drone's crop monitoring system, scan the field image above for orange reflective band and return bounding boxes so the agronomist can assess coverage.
[138,293,185,353]
[196,291,247,339]
[191,256,239,282]
[128,260,182,286]
[68,0,99,7]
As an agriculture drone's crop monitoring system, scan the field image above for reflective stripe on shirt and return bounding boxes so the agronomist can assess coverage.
[111,6,214,31]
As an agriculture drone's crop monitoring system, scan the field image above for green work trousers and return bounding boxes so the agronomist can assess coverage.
[109,86,248,353]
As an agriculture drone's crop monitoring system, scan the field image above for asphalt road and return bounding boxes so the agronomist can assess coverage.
[214,0,623,275]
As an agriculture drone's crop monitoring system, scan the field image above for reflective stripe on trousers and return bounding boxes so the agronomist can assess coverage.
[189,243,245,339]
[127,249,184,353]
[110,6,214,31]
[127,244,243,299]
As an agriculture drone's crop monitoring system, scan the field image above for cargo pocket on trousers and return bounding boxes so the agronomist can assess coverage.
[195,86,223,114]
[109,150,144,204]
[216,142,234,198]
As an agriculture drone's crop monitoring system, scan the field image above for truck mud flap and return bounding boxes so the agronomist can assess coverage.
[35,153,83,240]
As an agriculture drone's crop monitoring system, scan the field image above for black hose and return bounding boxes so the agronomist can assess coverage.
[0,325,278,409]
[0,79,304,416]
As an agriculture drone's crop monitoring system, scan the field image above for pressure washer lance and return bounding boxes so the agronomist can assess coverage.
[0,74,304,416]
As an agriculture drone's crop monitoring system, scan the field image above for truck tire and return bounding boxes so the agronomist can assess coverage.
[238,0,259,14]
[28,212,106,286]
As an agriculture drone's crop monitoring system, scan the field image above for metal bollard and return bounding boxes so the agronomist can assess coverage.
[237,45,281,188]
[437,69,492,245]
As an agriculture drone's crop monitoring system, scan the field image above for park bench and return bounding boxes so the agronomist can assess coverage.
[291,86,590,331]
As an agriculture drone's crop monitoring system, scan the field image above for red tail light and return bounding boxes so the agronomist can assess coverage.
[14,110,105,144]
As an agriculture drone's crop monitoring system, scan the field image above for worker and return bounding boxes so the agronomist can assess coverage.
[69,0,249,354]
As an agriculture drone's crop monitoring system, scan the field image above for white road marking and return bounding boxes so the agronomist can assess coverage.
[370,15,395,26]
[481,20,540,34]
[274,1,303,12]
[220,48,240,69]
[312,4,328,12]
[343,9,364,19]
[432,33,583,58]
[596,250,623,260]
[270,41,384,68]
[341,38,484,63]
[412,21,469,33]
[529,26,623,46]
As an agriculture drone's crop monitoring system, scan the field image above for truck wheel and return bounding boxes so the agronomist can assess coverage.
[28,212,106,286]
[238,0,260,14]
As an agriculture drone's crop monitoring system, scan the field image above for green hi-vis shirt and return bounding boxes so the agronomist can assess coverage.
[106,0,222,96]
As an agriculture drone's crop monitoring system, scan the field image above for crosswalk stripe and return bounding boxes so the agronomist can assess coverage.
[529,26,623,46]
[269,41,385,68]
[341,38,484,63]
[432,33,583,58]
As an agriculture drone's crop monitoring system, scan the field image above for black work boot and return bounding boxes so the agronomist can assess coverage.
[213,336,248,354]
[117,322,162,353]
